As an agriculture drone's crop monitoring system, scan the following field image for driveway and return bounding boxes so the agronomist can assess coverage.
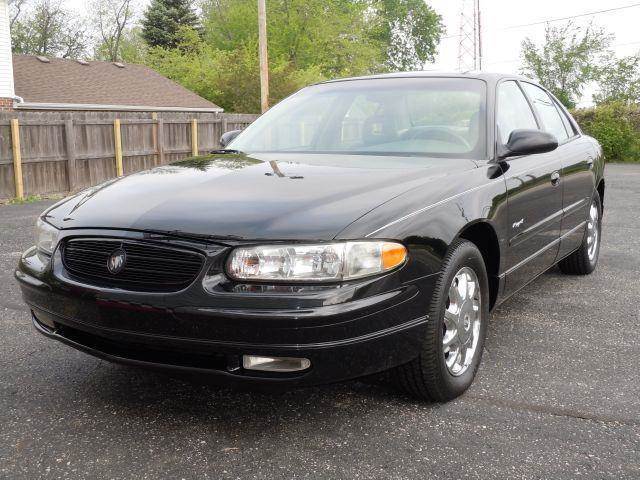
[1,164,638,479]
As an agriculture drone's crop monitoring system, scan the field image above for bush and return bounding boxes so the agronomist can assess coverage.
[144,29,325,113]
[572,103,640,162]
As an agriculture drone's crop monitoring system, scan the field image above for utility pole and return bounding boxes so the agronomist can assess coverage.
[258,0,269,113]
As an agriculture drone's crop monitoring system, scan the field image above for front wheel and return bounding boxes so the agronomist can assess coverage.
[395,240,489,402]
[559,194,602,275]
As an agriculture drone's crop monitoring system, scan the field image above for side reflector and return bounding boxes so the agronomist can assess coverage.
[242,355,311,373]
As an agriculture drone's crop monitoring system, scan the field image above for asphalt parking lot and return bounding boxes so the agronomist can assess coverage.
[1,163,638,479]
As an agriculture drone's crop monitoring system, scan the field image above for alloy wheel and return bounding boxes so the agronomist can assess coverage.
[586,200,600,262]
[443,267,482,376]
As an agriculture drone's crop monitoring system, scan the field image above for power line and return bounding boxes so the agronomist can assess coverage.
[502,2,640,30]
[441,1,640,40]
[612,40,640,48]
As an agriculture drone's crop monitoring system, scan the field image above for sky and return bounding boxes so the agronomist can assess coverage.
[66,0,640,105]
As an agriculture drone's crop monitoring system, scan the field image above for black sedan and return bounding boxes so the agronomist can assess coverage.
[16,73,604,401]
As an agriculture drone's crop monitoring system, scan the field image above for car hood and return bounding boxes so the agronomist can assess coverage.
[44,153,476,242]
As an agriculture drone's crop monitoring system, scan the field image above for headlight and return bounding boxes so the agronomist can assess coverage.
[35,217,60,256]
[226,241,407,282]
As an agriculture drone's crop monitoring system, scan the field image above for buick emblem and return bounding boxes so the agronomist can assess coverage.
[107,248,127,274]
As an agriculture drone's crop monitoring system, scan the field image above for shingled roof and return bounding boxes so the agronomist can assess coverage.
[12,55,222,112]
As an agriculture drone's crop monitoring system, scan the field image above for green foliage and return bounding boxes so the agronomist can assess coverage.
[114,27,148,64]
[573,103,640,162]
[594,54,640,105]
[203,0,375,76]
[520,22,612,109]
[2,194,63,205]
[144,0,442,113]
[202,0,442,75]
[141,0,200,49]
[146,29,324,112]
[367,0,444,70]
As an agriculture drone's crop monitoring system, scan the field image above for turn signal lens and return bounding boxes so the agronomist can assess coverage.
[225,241,407,282]
[382,243,407,269]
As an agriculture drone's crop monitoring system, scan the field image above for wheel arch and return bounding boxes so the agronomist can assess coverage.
[597,178,605,211]
[455,220,501,310]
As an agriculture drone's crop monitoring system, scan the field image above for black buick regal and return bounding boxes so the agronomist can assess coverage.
[16,73,604,401]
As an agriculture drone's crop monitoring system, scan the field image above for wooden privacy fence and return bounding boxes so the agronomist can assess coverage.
[0,111,258,199]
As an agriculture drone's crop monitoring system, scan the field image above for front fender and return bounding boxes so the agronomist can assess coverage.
[336,163,509,280]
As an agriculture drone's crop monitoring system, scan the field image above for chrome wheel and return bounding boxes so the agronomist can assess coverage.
[586,200,600,261]
[443,267,481,376]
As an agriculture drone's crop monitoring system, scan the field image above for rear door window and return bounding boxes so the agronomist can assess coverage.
[521,82,569,142]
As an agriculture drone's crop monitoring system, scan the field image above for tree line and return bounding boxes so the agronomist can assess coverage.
[520,21,640,162]
[7,0,640,116]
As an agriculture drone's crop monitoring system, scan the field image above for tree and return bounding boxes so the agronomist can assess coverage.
[366,0,444,71]
[594,54,640,105]
[92,0,136,62]
[520,22,612,108]
[203,0,378,76]
[8,0,27,28]
[202,0,443,76]
[116,27,148,64]
[10,0,89,58]
[147,27,323,112]
[142,0,444,112]
[141,0,200,49]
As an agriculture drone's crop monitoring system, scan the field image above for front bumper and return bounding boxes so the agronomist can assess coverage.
[16,236,438,388]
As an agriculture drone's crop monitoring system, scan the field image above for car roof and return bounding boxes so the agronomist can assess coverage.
[321,71,534,86]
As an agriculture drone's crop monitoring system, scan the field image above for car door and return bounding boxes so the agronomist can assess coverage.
[497,80,563,298]
[521,82,594,259]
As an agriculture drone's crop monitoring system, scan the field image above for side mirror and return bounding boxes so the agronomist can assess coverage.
[219,129,241,149]
[500,129,558,159]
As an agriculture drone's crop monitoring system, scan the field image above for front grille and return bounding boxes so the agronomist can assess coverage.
[61,238,205,292]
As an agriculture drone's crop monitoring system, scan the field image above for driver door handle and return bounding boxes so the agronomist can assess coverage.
[551,171,560,186]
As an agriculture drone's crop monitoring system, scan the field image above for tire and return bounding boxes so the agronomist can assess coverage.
[395,239,489,402]
[558,194,602,275]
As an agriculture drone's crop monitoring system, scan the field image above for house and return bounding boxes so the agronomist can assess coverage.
[8,55,222,113]
[0,0,14,110]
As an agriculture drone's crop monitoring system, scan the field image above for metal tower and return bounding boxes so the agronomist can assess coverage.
[457,0,482,72]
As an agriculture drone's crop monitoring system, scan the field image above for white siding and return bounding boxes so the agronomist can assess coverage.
[0,0,15,98]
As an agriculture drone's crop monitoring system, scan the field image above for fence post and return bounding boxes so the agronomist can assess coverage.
[157,117,165,164]
[191,118,199,156]
[151,112,158,165]
[220,116,228,148]
[64,118,77,192]
[10,119,24,200]
[114,119,123,176]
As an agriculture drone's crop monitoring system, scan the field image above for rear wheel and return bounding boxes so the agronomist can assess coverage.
[396,240,489,402]
[559,195,602,275]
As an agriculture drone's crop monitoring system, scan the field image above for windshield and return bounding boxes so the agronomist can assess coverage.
[230,77,487,159]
